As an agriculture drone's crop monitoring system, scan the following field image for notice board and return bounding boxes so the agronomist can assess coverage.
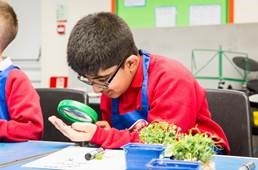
[113,0,232,28]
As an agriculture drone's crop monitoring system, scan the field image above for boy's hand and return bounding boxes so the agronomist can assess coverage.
[129,119,148,132]
[48,116,97,142]
[95,120,111,130]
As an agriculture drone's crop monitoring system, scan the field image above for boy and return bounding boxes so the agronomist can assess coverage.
[0,1,43,141]
[49,12,230,153]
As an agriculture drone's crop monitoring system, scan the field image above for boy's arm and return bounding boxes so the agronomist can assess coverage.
[192,93,230,154]
[0,70,44,141]
[48,115,140,148]
[90,126,140,149]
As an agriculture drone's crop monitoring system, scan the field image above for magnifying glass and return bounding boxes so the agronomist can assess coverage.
[57,99,98,123]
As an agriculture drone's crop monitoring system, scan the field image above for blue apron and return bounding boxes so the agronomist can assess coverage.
[111,51,150,130]
[0,65,18,120]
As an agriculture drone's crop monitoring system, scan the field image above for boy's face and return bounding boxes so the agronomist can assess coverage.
[79,55,139,98]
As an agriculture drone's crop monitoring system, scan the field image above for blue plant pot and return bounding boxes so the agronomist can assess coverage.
[123,143,165,170]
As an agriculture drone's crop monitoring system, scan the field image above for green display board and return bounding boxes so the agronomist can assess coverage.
[116,0,228,28]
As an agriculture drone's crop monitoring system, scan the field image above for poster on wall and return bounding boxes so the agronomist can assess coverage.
[56,0,68,35]
[124,0,145,7]
[115,0,228,28]
[189,5,221,26]
[155,7,176,27]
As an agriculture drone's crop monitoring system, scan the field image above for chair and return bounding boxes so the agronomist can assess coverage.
[36,88,87,142]
[206,88,253,157]
[86,92,101,120]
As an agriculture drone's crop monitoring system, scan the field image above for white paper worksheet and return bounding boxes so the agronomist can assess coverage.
[22,146,126,170]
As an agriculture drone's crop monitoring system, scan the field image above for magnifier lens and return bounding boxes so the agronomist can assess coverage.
[57,99,98,123]
[63,107,92,122]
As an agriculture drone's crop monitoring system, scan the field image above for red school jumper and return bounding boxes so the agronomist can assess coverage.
[91,52,230,154]
[0,57,43,141]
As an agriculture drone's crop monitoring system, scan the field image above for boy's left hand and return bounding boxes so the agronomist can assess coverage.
[48,116,97,142]
[95,120,111,130]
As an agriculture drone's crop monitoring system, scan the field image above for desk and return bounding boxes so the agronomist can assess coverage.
[213,155,258,169]
[0,140,74,169]
[1,141,258,170]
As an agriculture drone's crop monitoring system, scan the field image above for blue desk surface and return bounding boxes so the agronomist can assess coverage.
[213,154,258,169]
[0,140,74,168]
[1,141,258,170]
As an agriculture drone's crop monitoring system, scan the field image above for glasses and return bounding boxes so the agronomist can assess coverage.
[77,58,125,89]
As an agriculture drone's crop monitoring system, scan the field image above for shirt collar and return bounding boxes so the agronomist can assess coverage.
[130,56,143,88]
[0,57,13,71]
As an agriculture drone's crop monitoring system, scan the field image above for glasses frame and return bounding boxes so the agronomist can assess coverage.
[77,58,125,89]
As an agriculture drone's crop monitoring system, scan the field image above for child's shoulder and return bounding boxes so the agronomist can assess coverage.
[8,68,31,83]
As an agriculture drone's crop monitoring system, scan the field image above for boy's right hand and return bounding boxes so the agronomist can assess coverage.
[48,115,97,142]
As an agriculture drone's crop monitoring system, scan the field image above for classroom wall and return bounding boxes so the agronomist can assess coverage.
[69,22,258,91]
[133,23,258,89]
[42,0,258,90]
[234,0,258,23]
[41,0,111,87]
[4,0,41,86]
[4,0,258,89]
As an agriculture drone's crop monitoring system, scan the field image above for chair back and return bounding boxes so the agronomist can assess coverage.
[36,88,87,142]
[206,89,253,156]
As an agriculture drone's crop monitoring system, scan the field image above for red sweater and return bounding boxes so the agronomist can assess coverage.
[91,53,230,153]
[0,69,43,141]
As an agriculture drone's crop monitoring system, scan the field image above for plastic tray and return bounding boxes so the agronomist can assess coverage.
[146,158,200,170]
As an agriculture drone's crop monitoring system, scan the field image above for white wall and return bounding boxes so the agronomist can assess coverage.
[234,0,258,23]
[44,0,258,90]
[132,23,258,89]
[4,0,41,87]
[41,0,111,87]
[5,0,258,89]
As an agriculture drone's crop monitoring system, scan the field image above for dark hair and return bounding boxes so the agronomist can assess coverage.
[0,0,18,51]
[67,12,138,76]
